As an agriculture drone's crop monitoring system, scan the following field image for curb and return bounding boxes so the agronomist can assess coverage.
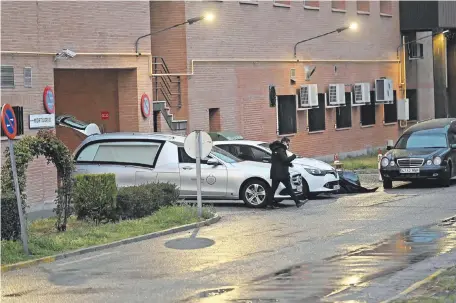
[1,213,221,273]
[379,268,445,303]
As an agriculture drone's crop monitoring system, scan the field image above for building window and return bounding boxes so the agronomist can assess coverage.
[380,0,392,16]
[239,0,258,5]
[24,67,32,88]
[304,0,319,9]
[1,106,24,137]
[384,90,397,124]
[209,108,221,132]
[274,0,291,7]
[277,95,297,135]
[357,0,370,13]
[332,0,346,12]
[308,93,326,132]
[336,92,352,129]
[1,66,14,88]
[406,89,418,121]
[360,91,376,126]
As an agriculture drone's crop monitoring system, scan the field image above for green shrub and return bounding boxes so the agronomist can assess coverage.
[117,182,180,220]
[72,174,118,225]
[1,193,24,240]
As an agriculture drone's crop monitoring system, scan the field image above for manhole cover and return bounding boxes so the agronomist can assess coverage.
[165,237,215,250]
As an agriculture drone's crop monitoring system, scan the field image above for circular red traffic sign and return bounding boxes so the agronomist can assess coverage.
[141,93,151,118]
[1,103,17,139]
[43,86,55,114]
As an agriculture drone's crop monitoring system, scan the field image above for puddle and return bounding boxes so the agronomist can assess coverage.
[185,217,456,302]
[165,237,215,250]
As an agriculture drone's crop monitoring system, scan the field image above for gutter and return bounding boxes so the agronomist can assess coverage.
[151,58,400,76]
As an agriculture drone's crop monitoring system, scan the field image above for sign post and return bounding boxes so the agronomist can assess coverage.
[195,130,203,217]
[1,104,29,255]
[184,130,213,218]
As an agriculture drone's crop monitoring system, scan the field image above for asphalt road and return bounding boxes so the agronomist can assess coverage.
[3,180,456,303]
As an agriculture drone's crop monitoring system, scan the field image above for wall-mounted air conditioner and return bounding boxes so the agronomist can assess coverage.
[375,78,393,103]
[397,98,410,120]
[352,82,371,106]
[408,43,424,60]
[299,84,318,109]
[327,84,346,107]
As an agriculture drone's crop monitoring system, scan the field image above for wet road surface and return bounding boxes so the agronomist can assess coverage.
[3,181,456,303]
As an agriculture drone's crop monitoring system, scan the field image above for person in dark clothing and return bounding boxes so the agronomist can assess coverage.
[266,137,306,209]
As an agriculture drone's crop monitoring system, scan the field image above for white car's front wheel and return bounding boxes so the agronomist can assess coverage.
[242,179,269,208]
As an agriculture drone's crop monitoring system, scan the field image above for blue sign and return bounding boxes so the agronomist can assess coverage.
[1,103,17,139]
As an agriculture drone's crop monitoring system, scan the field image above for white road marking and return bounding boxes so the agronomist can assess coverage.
[56,252,115,266]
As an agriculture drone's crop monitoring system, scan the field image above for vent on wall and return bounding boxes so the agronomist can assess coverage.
[24,67,32,88]
[1,66,14,88]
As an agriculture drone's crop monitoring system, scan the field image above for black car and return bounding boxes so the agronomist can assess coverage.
[380,118,456,189]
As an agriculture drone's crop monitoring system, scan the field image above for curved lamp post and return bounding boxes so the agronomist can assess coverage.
[293,22,358,58]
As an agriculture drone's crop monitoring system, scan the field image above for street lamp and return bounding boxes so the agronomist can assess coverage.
[135,13,214,54]
[293,22,358,58]
[396,29,449,58]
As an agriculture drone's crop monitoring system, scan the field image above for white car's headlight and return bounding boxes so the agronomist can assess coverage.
[433,156,442,166]
[381,157,390,167]
[304,167,325,176]
[426,159,433,165]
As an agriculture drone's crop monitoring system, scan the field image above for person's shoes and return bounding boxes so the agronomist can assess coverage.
[266,204,280,210]
[296,199,308,208]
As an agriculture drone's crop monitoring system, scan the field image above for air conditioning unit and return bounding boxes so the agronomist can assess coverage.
[327,84,346,107]
[352,83,371,106]
[299,84,318,108]
[375,78,393,103]
[397,98,410,120]
[408,42,424,60]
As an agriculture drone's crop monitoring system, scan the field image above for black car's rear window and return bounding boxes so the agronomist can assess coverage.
[395,133,448,149]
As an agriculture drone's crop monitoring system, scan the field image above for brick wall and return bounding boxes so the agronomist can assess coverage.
[150,1,189,122]
[181,0,401,157]
[1,1,152,209]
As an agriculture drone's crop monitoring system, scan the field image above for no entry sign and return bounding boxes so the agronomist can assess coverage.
[43,86,55,114]
[1,103,17,139]
[141,93,151,118]
[101,111,109,120]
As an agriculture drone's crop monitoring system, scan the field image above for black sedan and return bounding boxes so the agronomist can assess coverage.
[380,118,456,188]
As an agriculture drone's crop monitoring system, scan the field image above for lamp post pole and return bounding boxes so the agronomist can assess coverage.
[293,26,350,58]
[135,16,209,54]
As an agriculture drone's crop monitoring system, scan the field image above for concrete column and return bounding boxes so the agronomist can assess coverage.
[416,31,435,120]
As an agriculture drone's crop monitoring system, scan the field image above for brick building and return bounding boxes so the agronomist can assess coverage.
[2,0,404,211]
[153,0,403,158]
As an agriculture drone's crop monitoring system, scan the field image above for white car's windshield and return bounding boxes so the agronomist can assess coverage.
[258,142,300,158]
[211,146,243,163]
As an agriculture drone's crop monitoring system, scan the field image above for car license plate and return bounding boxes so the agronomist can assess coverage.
[400,168,420,174]
[334,185,340,190]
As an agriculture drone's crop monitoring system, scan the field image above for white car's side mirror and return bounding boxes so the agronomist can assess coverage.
[207,158,220,166]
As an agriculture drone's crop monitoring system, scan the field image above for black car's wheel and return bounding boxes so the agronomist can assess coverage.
[241,179,269,208]
[440,163,452,187]
[383,179,393,189]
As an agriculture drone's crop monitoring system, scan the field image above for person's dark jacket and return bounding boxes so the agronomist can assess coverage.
[269,140,297,180]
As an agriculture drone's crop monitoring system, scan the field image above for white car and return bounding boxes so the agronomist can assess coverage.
[214,140,340,198]
[56,116,304,208]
